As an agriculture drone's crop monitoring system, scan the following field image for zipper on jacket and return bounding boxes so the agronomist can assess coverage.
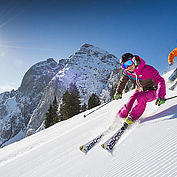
[134,73,143,91]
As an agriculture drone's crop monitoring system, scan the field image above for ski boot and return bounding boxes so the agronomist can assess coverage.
[122,116,134,130]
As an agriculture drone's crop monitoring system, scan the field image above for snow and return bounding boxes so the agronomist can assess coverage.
[2,130,25,148]
[0,70,177,177]
[53,64,70,81]
[5,97,19,115]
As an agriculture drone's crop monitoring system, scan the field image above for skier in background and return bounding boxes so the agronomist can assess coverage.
[168,48,177,90]
[114,53,166,127]
[168,47,177,66]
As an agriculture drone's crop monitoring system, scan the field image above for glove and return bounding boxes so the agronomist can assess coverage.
[114,93,122,100]
[169,61,174,66]
[155,98,166,106]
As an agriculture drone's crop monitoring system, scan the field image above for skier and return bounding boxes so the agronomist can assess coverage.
[168,47,177,66]
[168,48,177,86]
[114,53,166,127]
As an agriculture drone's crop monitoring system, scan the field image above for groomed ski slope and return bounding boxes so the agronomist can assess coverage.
[0,70,177,177]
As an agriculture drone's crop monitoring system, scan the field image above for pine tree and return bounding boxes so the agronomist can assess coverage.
[45,96,59,128]
[69,83,81,116]
[81,103,87,112]
[45,104,54,128]
[88,93,101,110]
[52,96,59,124]
[60,83,81,120]
[60,90,71,121]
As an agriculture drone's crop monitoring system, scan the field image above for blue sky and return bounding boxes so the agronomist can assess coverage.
[0,0,177,93]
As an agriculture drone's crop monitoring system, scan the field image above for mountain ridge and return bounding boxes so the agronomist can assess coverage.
[0,43,122,146]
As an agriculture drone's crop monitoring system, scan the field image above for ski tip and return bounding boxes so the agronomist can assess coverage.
[80,146,88,154]
[101,144,105,149]
[80,145,84,152]
[101,144,113,154]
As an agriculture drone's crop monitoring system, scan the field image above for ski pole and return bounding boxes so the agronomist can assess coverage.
[165,95,177,101]
[84,101,112,118]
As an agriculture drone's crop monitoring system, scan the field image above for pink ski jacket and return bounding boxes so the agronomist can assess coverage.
[116,56,166,98]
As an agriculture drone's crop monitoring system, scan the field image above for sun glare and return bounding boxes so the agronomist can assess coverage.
[0,51,5,57]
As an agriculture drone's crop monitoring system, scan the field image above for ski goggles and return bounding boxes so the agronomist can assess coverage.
[121,59,134,69]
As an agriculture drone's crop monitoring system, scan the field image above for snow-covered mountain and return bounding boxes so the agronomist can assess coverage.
[0,70,176,177]
[25,43,120,136]
[0,44,121,146]
[0,58,60,147]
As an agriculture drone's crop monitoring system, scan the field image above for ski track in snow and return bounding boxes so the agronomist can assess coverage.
[0,70,176,177]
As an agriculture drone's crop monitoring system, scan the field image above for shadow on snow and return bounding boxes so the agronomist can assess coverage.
[140,104,177,124]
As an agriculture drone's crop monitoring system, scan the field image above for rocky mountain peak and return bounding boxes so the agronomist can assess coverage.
[73,43,111,58]
[0,44,123,147]
[19,58,59,96]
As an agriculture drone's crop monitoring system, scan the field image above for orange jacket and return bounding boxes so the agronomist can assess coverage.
[168,48,177,64]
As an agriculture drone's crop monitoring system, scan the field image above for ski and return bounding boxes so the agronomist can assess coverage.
[101,123,128,153]
[79,124,116,154]
[80,133,104,154]
[79,118,125,154]
[169,81,177,90]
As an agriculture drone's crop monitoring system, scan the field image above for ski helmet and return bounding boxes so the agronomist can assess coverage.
[120,53,134,64]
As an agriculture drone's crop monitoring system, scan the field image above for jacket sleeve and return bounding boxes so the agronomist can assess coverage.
[148,67,166,98]
[116,72,129,94]
[168,48,177,64]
